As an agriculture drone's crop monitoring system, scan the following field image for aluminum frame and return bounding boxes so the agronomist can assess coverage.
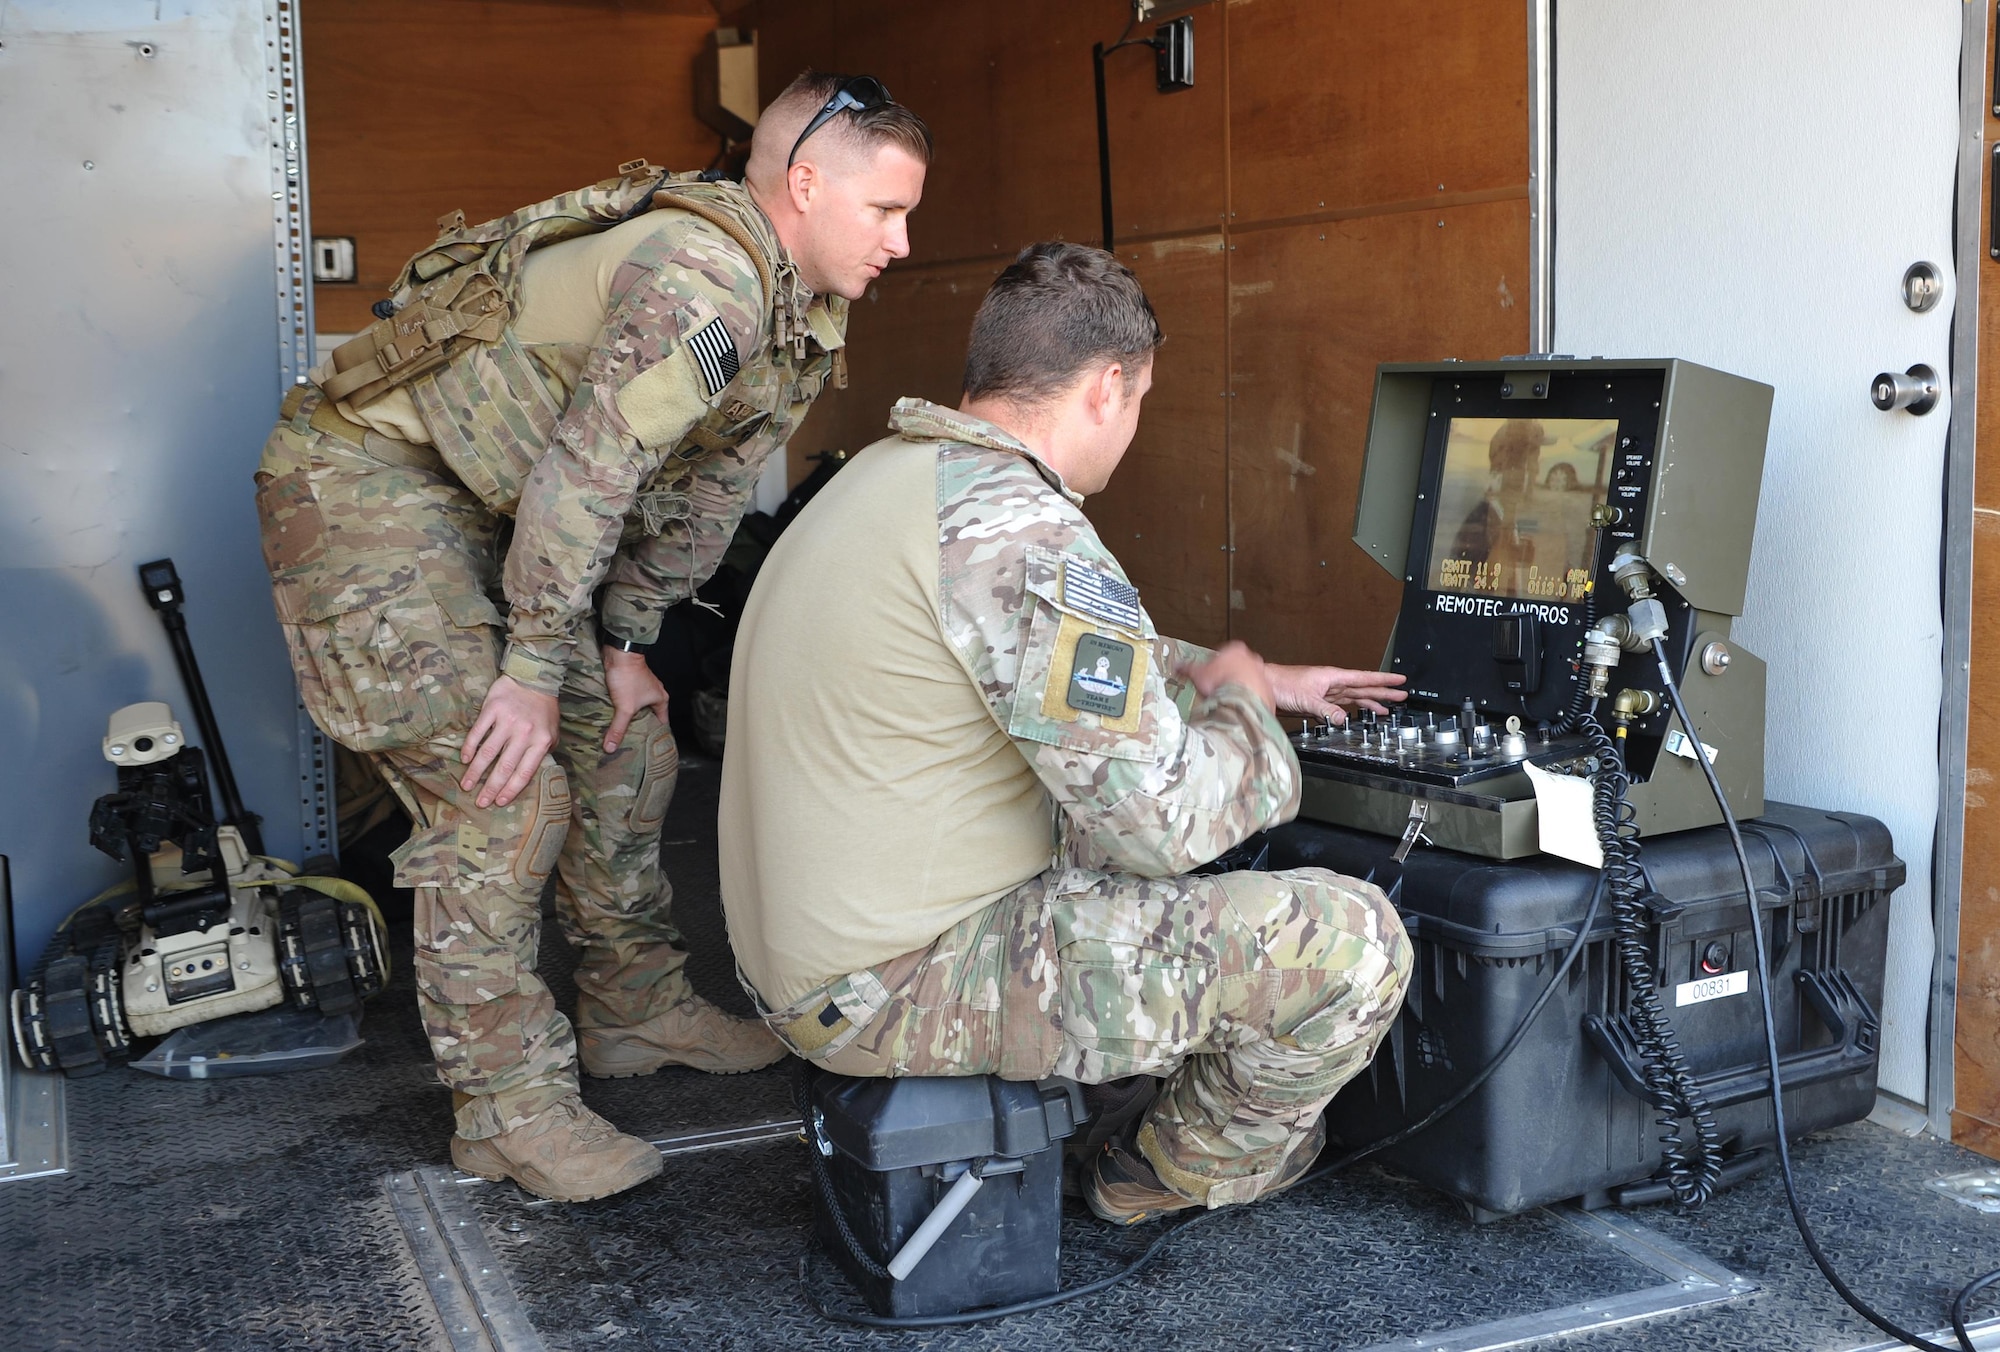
[1930,0,1987,1141]
[0,858,68,1186]
[264,0,338,865]
[1527,0,1554,354]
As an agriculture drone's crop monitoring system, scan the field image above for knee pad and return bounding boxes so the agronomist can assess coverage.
[628,724,679,834]
[514,762,572,890]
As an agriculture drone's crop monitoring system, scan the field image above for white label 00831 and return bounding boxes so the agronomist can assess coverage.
[1675,970,1749,1007]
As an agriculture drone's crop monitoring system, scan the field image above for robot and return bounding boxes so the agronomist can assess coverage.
[11,561,389,1077]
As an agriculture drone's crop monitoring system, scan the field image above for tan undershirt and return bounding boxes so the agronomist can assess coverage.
[719,435,1057,1008]
[312,212,692,445]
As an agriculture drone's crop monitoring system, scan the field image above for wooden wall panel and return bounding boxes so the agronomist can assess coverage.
[1228,0,1529,224]
[1226,199,1532,670]
[1087,236,1231,648]
[811,0,1005,265]
[751,0,836,101]
[1955,514,2000,1157]
[303,2,719,333]
[1954,42,2000,1157]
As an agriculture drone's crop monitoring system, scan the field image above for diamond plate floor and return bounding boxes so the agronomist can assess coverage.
[3,754,1999,1351]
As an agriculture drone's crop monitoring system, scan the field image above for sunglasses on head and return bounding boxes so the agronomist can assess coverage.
[786,76,895,168]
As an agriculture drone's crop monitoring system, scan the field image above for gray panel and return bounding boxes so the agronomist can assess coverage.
[0,2,309,968]
[1647,359,1775,618]
[1351,368,1436,578]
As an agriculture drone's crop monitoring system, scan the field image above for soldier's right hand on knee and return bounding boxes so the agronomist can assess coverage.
[461,675,560,808]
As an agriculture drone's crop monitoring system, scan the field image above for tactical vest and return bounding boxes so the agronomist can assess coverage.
[321,161,847,522]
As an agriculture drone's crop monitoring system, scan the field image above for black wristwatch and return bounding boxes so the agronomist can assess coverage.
[595,620,653,655]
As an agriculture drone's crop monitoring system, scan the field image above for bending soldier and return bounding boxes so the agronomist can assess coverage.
[253,73,931,1201]
[721,243,1415,1223]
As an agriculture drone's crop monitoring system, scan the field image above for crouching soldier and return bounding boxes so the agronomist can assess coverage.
[720,242,1414,1222]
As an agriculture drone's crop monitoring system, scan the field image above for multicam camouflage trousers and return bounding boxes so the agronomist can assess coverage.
[762,864,1411,1207]
[254,389,689,1139]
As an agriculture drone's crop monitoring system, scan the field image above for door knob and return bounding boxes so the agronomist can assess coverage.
[1871,364,1940,415]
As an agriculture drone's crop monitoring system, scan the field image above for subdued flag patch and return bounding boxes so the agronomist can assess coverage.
[1062,559,1143,632]
[685,317,741,396]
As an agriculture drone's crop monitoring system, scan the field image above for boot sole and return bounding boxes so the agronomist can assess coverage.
[577,1047,790,1079]
[1085,1193,1199,1226]
[450,1144,662,1203]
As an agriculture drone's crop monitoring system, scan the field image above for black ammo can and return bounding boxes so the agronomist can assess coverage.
[807,1072,1085,1317]
[1263,802,1901,1220]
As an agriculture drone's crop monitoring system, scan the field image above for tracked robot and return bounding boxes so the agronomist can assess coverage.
[11,561,388,1077]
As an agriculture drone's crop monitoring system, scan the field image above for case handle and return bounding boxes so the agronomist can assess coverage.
[1583,968,1878,1112]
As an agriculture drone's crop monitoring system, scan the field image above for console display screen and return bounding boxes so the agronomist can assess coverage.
[1426,416,1618,602]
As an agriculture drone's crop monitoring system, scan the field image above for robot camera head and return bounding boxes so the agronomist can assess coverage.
[103,702,186,766]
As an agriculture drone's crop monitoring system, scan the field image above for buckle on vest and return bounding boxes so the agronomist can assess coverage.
[634,490,693,537]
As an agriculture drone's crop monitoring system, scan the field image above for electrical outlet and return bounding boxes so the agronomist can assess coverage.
[311,236,356,284]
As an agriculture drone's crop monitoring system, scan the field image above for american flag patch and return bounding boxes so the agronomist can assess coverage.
[1062,559,1143,631]
[685,317,741,396]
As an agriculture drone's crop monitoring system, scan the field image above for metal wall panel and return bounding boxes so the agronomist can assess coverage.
[0,1,313,968]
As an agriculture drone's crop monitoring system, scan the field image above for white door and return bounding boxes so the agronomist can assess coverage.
[1554,0,1962,1108]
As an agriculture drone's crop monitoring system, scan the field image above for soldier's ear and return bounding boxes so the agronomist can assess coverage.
[1089,362,1124,423]
[786,160,820,212]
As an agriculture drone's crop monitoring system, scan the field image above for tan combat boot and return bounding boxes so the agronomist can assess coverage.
[450,1096,662,1202]
[1085,1117,1327,1226]
[577,995,789,1078]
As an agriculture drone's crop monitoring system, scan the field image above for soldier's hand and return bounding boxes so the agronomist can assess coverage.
[1187,641,1277,709]
[1265,663,1409,723]
[460,676,560,809]
[602,647,670,753]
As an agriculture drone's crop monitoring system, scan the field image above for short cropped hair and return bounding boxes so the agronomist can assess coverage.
[962,243,1163,405]
[765,69,934,168]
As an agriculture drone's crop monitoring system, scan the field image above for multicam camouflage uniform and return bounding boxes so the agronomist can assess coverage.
[759,400,1412,1206]
[255,169,841,1139]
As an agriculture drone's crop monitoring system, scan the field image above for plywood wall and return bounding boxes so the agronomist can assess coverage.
[302,0,1530,661]
[301,0,722,334]
[1955,23,2000,1157]
[744,0,1531,657]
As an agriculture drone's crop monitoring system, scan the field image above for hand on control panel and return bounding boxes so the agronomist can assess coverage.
[1264,663,1408,724]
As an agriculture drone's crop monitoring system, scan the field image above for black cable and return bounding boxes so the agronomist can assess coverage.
[1548,586,1596,736]
[792,1067,891,1281]
[1582,706,1723,1204]
[1650,635,1995,1352]
[1092,12,1153,251]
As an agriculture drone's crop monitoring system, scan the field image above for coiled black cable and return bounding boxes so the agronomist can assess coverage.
[1580,706,1723,1205]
